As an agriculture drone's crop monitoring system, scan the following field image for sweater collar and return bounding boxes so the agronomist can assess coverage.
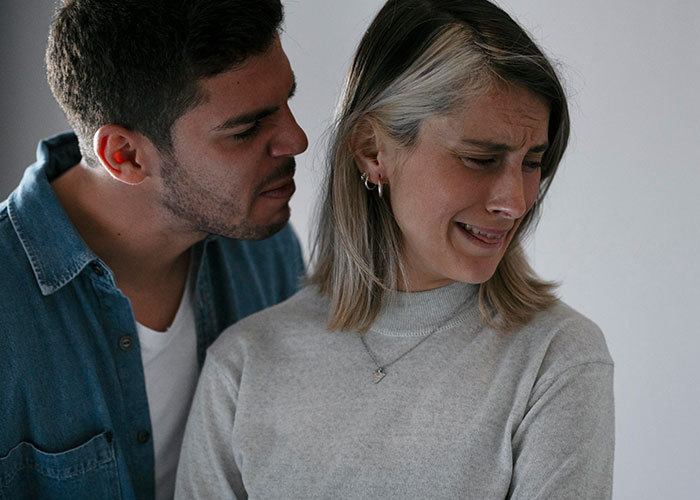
[370,281,481,337]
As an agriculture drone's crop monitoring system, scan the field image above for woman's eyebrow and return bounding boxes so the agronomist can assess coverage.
[458,139,549,153]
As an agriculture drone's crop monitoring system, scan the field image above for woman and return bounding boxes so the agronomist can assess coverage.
[176,0,614,498]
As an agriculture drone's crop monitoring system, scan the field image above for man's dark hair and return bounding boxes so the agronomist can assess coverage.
[46,0,284,166]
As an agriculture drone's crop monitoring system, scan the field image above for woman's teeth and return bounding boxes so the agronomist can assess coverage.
[458,223,504,240]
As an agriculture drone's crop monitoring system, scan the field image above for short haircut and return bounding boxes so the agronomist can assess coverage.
[46,0,283,166]
[310,0,570,332]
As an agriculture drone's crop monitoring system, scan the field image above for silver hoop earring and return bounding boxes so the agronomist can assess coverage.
[377,178,383,198]
[361,172,376,191]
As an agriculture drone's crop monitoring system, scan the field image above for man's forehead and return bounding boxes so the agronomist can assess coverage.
[174,39,295,131]
[200,38,286,89]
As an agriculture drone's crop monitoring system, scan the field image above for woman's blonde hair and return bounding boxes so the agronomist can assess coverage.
[309,0,570,332]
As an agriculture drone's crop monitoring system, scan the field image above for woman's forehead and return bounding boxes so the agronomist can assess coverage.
[423,86,550,147]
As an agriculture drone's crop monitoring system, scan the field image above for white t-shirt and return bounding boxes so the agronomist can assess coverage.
[136,274,198,500]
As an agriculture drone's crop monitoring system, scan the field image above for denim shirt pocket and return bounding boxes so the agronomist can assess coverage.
[0,430,120,500]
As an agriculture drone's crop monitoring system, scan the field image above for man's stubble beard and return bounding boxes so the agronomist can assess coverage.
[159,154,295,241]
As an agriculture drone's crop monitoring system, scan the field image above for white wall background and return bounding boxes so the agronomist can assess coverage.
[1,1,698,498]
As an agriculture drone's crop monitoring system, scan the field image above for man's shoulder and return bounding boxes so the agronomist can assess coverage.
[216,223,302,255]
[207,224,304,280]
[0,196,8,220]
[0,198,35,289]
[198,224,306,331]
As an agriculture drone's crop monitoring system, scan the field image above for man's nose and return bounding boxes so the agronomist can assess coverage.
[269,104,308,158]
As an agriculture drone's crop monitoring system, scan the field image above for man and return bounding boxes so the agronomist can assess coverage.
[0,0,307,498]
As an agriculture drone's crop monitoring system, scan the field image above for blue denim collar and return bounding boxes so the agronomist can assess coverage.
[7,133,98,296]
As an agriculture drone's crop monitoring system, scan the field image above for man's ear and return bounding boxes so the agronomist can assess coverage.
[93,125,150,185]
[349,117,398,185]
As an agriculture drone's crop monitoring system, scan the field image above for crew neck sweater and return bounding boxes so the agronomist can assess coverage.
[176,282,614,499]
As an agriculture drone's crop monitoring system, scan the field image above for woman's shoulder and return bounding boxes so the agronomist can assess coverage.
[512,300,613,377]
[207,285,329,360]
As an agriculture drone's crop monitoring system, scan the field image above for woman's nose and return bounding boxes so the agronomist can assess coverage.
[485,165,529,219]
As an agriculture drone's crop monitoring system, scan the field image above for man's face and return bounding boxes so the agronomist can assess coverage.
[159,37,308,240]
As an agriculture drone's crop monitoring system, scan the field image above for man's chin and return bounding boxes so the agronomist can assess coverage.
[214,216,289,241]
[245,219,289,241]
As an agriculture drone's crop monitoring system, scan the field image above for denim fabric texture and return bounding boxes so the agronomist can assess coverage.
[0,133,305,499]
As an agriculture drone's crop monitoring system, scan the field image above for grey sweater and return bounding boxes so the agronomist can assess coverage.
[176,282,614,499]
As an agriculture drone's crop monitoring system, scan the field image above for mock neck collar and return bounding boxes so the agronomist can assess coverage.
[369,281,481,337]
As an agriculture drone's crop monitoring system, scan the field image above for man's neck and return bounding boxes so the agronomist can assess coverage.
[51,162,203,330]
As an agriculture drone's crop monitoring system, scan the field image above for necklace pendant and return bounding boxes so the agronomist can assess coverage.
[373,367,386,384]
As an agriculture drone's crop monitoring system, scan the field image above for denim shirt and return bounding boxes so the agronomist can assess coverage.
[0,133,305,499]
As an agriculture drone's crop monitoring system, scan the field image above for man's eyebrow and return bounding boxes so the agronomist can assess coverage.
[458,139,549,153]
[211,76,297,132]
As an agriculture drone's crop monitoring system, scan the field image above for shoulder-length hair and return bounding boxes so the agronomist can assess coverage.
[309,0,570,332]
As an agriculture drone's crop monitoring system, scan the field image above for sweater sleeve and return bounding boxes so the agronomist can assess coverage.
[508,357,615,500]
[175,351,245,500]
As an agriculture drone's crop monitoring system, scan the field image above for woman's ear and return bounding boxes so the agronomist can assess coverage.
[349,117,398,184]
[92,125,150,185]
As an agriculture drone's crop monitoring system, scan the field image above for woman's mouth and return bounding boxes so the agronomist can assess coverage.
[456,222,508,247]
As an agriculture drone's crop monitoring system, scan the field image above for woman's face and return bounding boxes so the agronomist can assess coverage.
[385,85,550,291]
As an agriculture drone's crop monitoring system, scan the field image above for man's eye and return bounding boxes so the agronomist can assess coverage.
[232,122,260,141]
[523,160,543,171]
[462,157,496,168]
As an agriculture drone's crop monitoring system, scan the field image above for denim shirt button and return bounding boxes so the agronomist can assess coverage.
[90,262,105,276]
[119,335,133,351]
[137,430,150,444]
